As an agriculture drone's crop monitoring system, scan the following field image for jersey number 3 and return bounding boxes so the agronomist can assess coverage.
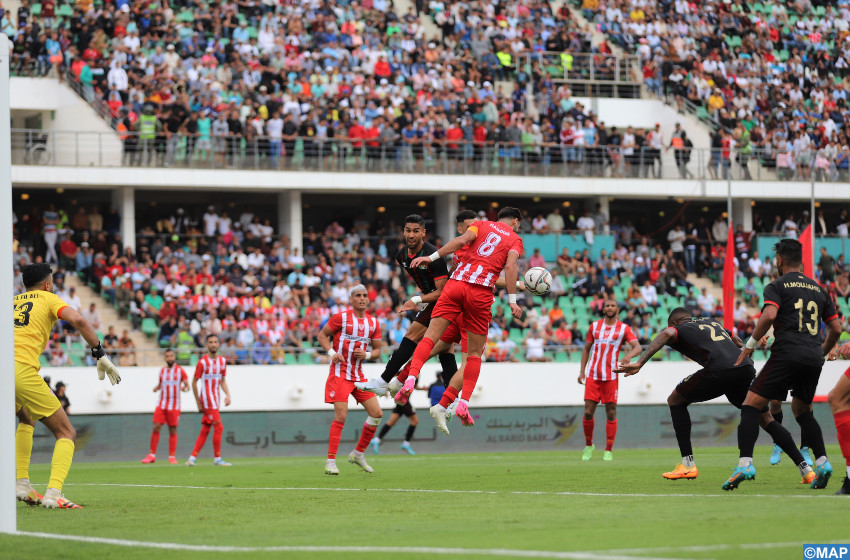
[477,232,502,257]
[14,302,33,327]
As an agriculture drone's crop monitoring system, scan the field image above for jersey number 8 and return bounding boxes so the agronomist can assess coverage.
[477,232,502,257]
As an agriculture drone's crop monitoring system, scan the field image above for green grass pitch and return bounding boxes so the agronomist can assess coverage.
[1,446,847,560]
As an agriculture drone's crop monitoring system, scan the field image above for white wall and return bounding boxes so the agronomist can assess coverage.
[39,360,850,415]
[10,77,122,166]
[576,97,711,148]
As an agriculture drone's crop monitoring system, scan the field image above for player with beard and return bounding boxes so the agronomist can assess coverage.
[355,214,456,397]
[578,298,641,461]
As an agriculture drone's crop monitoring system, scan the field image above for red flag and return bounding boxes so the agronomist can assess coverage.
[722,223,736,330]
[798,224,814,278]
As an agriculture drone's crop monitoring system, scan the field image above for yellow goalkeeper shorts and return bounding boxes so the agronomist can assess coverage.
[15,361,61,420]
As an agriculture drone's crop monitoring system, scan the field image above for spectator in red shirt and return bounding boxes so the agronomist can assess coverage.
[59,233,78,269]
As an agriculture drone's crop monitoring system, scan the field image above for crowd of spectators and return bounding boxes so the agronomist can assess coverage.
[2,0,705,178]
[13,199,850,365]
[578,0,850,181]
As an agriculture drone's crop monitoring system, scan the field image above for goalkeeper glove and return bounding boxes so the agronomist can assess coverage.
[92,343,121,385]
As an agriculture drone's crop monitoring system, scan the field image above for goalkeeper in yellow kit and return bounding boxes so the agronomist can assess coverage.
[14,263,121,509]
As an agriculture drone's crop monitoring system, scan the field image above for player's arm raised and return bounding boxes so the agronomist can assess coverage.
[409,228,477,269]
[318,323,345,364]
[59,305,121,385]
[615,327,676,376]
[736,304,777,366]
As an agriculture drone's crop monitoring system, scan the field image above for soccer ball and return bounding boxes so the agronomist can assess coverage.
[523,267,552,296]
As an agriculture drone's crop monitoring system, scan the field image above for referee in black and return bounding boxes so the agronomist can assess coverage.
[725,239,842,491]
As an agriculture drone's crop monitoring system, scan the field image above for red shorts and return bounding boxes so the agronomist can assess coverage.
[845,367,850,379]
[584,377,619,404]
[325,374,374,404]
[440,314,468,353]
[153,407,180,427]
[432,280,492,336]
[201,408,221,425]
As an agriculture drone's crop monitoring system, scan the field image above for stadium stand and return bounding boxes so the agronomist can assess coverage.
[16,196,850,367]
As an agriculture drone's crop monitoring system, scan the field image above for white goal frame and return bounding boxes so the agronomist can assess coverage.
[1,33,17,533]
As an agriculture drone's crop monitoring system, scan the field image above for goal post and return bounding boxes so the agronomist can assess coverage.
[0,33,17,533]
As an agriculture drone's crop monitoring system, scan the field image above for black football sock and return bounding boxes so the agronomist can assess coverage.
[381,337,419,382]
[378,424,391,440]
[669,404,693,458]
[438,353,458,386]
[738,405,761,459]
[764,420,806,467]
[405,424,416,442]
[773,410,783,425]
[796,411,827,460]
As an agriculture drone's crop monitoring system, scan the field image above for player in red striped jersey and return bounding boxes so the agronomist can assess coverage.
[399,207,524,426]
[318,284,384,475]
[141,349,189,464]
[186,334,232,467]
[578,298,641,461]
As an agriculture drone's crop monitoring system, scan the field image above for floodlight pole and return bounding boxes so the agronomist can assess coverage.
[0,34,17,534]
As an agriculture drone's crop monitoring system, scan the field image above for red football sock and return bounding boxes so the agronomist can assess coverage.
[460,355,481,401]
[328,420,344,459]
[149,430,160,454]
[582,417,594,446]
[605,419,618,451]
[355,422,377,453]
[396,363,412,383]
[192,424,211,456]
[408,338,435,380]
[834,409,850,463]
[212,422,223,458]
[168,432,178,456]
[439,386,459,408]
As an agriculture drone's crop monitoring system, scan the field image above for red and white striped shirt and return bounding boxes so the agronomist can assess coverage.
[585,320,637,381]
[194,355,227,409]
[450,220,523,289]
[327,310,381,382]
[157,364,188,411]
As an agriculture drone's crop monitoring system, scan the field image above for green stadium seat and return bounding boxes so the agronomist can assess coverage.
[284,353,298,365]
[141,318,159,338]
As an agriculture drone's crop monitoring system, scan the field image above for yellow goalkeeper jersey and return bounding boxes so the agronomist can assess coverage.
[13,290,69,369]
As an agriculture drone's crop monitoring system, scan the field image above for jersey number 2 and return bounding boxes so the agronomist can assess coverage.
[477,232,502,257]
[14,302,33,327]
[698,323,730,342]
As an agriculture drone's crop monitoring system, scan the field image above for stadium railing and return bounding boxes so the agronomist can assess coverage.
[515,52,643,98]
[11,128,848,182]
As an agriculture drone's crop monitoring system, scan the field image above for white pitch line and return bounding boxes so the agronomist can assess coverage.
[66,482,846,500]
[13,532,695,560]
[596,539,850,555]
